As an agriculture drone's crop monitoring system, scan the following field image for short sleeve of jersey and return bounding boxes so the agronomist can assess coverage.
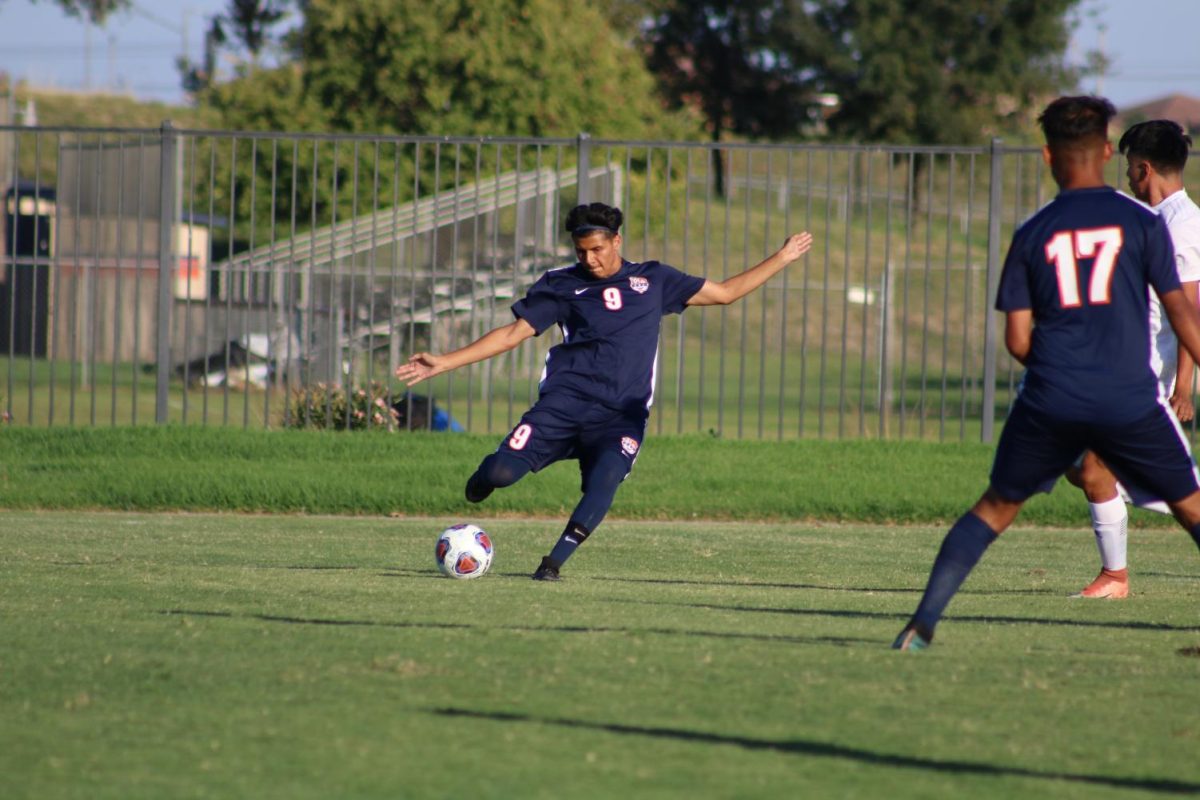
[511,273,563,335]
[654,263,707,314]
[1176,239,1200,283]
[1169,214,1200,284]
[1146,214,1181,296]
[995,230,1032,312]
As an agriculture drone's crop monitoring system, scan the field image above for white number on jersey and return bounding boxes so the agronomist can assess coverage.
[508,423,532,450]
[1045,226,1124,308]
[602,286,623,311]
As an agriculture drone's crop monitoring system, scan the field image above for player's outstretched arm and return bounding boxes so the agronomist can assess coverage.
[686,232,814,306]
[1162,287,1200,384]
[395,318,536,387]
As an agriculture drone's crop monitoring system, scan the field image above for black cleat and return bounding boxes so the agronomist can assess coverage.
[532,556,561,581]
[891,623,933,652]
[465,475,493,504]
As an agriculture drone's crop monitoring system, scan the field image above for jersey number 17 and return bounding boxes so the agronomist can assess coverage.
[1045,226,1124,308]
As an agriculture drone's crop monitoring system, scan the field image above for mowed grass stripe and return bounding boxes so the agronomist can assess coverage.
[2,512,1198,799]
[0,425,1189,528]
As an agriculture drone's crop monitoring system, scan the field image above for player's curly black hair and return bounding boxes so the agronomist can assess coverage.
[565,203,623,237]
[1119,120,1192,175]
[1038,96,1117,150]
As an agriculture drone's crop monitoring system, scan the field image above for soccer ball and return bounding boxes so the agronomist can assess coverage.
[435,523,494,579]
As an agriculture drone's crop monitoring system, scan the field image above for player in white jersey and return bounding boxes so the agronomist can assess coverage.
[1069,119,1200,599]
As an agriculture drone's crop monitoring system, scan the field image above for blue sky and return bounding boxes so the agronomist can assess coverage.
[0,0,1196,108]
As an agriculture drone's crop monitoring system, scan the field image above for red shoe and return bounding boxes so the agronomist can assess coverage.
[1071,569,1129,599]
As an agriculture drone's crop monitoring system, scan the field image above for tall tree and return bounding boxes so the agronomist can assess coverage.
[636,0,824,193]
[223,0,290,57]
[180,0,294,92]
[23,0,127,23]
[807,0,1092,144]
[293,0,697,140]
[191,0,700,251]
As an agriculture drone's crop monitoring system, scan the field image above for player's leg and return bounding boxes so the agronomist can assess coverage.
[1071,452,1129,599]
[465,451,532,502]
[533,418,642,581]
[465,404,573,503]
[1167,491,1200,552]
[534,450,631,580]
[893,489,1019,651]
[894,400,1084,651]
[1093,404,1200,559]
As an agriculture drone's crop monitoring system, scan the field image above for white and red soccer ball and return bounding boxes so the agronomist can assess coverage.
[435,523,494,579]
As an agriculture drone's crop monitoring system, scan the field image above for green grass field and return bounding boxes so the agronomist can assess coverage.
[3,511,1200,799]
[3,428,1200,798]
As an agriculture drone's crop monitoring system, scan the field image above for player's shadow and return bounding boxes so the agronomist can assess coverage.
[382,567,556,580]
[380,570,1050,594]
[610,597,1200,633]
[249,567,529,581]
[593,574,1052,596]
[155,608,874,646]
[426,707,1200,795]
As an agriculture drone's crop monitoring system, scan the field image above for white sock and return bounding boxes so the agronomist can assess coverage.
[1089,496,1128,571]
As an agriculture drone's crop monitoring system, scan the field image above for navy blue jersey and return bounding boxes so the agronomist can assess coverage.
[512,259,706,414]
[996,187,1178,423]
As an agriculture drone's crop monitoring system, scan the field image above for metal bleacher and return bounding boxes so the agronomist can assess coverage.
[215,163,621,277]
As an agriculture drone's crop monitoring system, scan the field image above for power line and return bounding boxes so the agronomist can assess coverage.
[2,43,182,55]
[128,2,183,35]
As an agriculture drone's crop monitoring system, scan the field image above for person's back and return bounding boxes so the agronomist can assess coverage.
[893,95,1200,652]
[1001,186,1176,423]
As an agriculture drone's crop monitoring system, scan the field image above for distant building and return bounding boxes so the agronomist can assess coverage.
[1116,93,1200,136]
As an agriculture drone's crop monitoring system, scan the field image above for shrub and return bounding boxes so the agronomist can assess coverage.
[283,382,400,431]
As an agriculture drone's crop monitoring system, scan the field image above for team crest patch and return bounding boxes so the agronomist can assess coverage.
[629,276,650,294]
[621,436,640,455]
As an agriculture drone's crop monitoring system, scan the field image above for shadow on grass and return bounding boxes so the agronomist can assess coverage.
[610,598,1200,633]
[427,707,1200,795]
[372,568,1050,595]
[156,608,873,646]
[592,574,1052,596]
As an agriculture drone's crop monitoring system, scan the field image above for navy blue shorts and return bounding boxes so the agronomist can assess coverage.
[992,397,1200,504]
[497,393,646,482]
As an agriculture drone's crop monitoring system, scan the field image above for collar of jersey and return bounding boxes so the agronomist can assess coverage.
[1058,185,1115,197]
[1157,188,1191,213]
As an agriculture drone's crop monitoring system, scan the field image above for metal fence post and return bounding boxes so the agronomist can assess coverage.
[155,120,178,424]
[981,137,1004,443]
[576,132,591,204]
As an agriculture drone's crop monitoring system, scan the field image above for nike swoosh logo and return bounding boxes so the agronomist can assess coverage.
[574,287,588,295]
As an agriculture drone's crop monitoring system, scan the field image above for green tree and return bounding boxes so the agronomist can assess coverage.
[191,0,701,247]
[180,0,295,92]
[22,0,127,23]
[807,0,1092,144]
[294,0,697,140]
[639,1,822,142]
[634,0,824,194]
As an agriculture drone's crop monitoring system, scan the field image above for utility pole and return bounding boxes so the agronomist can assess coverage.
[83,21,93,91]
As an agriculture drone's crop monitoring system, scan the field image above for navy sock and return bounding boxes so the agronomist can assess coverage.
[911,513,998,635]
[1189,522,1200,552]
[548,521,591,567]
[544,451,629,568]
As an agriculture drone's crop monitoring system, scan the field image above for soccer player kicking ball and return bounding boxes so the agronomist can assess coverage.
[893,96,1200,651]
[396,202,813,580]
[1067,119,1200,600]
